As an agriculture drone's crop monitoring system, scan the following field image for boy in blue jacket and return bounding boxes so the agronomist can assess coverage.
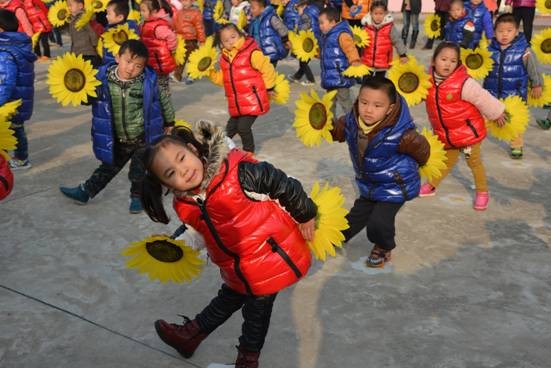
[59,40,175,213]
[444,0,475,49]
[249,0,289,67]
[465,0,493,48]
[100,0,141,65]
[0,9,36,170]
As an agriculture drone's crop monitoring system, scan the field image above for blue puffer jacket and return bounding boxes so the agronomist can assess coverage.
[465,1,493,47]
[303,4,321,41]
[283,0,300,32]
[0,32,36,123]
[444,11,475,49]
[483,34,529,100]
[329,0,343,7]
[344,96,421,203]
[101,20,140,65]
[91,63,164,165]
[320,21,354,90]
[203,0,215,20]
[250,6,288,62]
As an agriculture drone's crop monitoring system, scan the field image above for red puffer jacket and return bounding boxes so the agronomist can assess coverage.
[220,37,270,117]
[0,156,13,200]
[23,0,52,33]
[174,145,314,296]
[425,65,486,149]
[361,22,393,69]
[1,0,26,33]
[140,18,177,75]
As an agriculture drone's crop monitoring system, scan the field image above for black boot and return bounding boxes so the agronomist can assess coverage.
[422,38,434,50]
[410,30,419,49]
[401,27,408,44]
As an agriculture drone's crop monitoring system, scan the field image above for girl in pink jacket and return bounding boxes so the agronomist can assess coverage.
[506,0,535,42]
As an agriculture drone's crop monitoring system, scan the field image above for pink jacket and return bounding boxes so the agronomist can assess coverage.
[147,10,177,51]
[461,78,505,120]
[505,0,535,7]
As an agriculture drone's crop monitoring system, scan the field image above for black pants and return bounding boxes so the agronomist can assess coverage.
[227,115,257,153]
[195,284,277,352]
[34,32,51,57]
[513,7,535,42]
[49,28,62,46]
[342,196,404,251]
[82,54,102,69]
[84,141,144,198]
[293,60,315,82]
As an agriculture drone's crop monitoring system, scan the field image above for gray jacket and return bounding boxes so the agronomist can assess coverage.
[69,12,98,56]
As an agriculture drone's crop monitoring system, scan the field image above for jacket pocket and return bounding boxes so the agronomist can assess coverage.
[252,85,264,112]
[393,171,409,201]
[266,237,302,278]
[466,119,479,138]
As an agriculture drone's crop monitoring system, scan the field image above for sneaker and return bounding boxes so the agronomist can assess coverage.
[287,74,301,83]
[365,245,391,268]
[473,191,489,211]
[184,77,194,85]
[129,196,143,214]
[300,80,315,86]
[510,147,523,159]
[8,158,32,170]
[60,184,89,204]
[536,118,551,130]
[419,183,436,197]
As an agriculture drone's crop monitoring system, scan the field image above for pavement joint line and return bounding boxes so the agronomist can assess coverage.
[1,187,54,204]
[0,284,202,368]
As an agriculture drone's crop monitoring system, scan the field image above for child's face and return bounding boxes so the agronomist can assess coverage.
[106,5,124,25]
[115,50,146,79]
[220,27,241,50]
[250,1,264,17]
[139,3,152,20]
[319,14,335,34]
[67,0,84,16]
[449,3,464,20]
[181,0,193,9]
[151,142,205,192]
[358,87,394,125]
[433,47,459,77]
[471,0,482,5]
[296,4,306,15]
[495,22,518,46]
[371,7,386,24]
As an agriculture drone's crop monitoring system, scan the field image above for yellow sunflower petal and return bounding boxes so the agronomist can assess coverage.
[0,119,17,152]
[175,119,193,129]
[528,74,551,107]
[102,23,140,57]
[342,64,372,78]
[175,35,187,65]
[276,3,284,17]
[350,25,369,48]
[536,0,551,14]
[423,14,441,40]
[486,96,530,141]
[48,0,70,27]
[387,57,431,106]
[293,89,336,147]
[75,9,95,30]
[460,46,494,80]
[271,73,290,105]
[418,128,448,182]
[0,99,22,121]
[532,28,551,64]
[186,38,219,80]
[237,10,248,30]
[213,0,228,24]
[290,30,319,62]
[86,0,108,13]
[128,9,141,22]
[31,32,41,49]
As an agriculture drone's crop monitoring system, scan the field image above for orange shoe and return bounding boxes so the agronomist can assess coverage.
[38,56,50,62]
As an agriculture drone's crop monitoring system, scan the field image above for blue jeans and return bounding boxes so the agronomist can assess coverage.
[402,11,419,33]
[12,124,28,161]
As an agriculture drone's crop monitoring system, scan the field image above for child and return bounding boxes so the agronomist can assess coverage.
[249,0,289,67]
[465,0,493,48]
[318,7,361,116]
[288,0,319,86]
[173,0,206,83]
[0,0,33,36]
[209,23,276,153]
[281,0,299,32]
[23,0,53,61]
[59,40,175,213]
[229,0,250,26]
[401,0,421,49]
[138,121,316,368]
[100,0,141,65]
[202,0,216,36]
[331,78,430,268]
[423,0,451,50]
[505,0,535,42]
[421,42,507,210]
[341,0,370,28]
[68,0,101,67]
[361,1,408,79]
[444,0,476,49]
[0,9,36,170]
[483,14,542,159]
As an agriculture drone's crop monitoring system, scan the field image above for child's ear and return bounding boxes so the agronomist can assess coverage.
[386,103,395,115]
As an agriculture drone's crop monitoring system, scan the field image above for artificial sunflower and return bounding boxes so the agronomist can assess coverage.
[486,95,530,141]
[308,182,349,261]
[42,0,55,3]
[127,9,141,22]
[0,99,22,121]
[536,0,551,14]
[289,30,318,62]
[175,119,192,129]
[276,3,284,17]
[293,89,337,147]
[75,9,95,30]
[350,25,369,48]
[213,0,229,24]
[237,10,248,30]
[121,235,205,284]
[532,28,551,64]
[387,57,431,106]
[102,23,140,57]
[186,37,218,80]
[175,35,187,65]
[271,73,290,105]
[0,100,21,160]
[86,0,108,13]
[424,14,441,40]
[197,0,203,12]
[31,32,41,49]
[527,74,551,107]
[418,128,447,182]
[47,52,101,106]
[48,0,70,27]
[342,64,372,78]
[460,45,493,80]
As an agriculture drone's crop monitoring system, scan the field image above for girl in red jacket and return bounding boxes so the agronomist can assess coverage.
[420,42,506,211]
[137,121,316,368]
[139,0,177,94]
[23,0,52,60]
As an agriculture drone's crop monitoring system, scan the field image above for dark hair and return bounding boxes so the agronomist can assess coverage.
[214,23,245,48]
[118,39,149,59]
[359,77,397,103]
[139,127,210,224]
[140,0,173,17]
[320,7,340,23]
[0,9,19,32]
[107,0,130,20]
[432,41,461,65]
[370,0,387,12]
[249,0,267,7]
[494,13,519,29]
[71,0,85,5]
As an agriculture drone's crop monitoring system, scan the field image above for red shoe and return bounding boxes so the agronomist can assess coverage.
[235,345,261,368]
[419,183,436,197]
[154,317,209,358]
[473,191,489,211]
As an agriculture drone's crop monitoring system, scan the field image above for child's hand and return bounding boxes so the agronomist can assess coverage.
[531,85,542,99]
[399,56,409,64]
[298,218,316,242]
[494,113,508,127]
[351,61,362,67]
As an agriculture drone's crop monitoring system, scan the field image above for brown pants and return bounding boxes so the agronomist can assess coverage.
[174,39,198,81]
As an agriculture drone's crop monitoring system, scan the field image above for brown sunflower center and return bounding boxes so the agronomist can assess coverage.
[546,0,551,9]
[398,72,419,94]
[430,19,439,32]
[113,30,129,45]
[146,240,184,262]
[465,53,483,69]
[198,57,212,72]
[541,38,551,54]
[92,0,103,10]
[303,37,314,53]
[57,9,67,21]
[309,102,328,130]
[64,69,86,92]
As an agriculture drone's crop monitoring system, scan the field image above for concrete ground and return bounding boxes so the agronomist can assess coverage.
[1,18,551,368]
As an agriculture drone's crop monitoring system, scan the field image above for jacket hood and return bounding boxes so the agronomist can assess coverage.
[0,32,37,63]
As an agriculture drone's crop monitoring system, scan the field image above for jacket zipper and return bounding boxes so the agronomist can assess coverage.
[466,119,479,138]
[252,85,264,112]
[371,27,379,67]
[393,172,409,200]
[434,83,456,148]
[266,238,302,278]
[121,87,130,141]
[228,58,241,115]
[497,49,505,98]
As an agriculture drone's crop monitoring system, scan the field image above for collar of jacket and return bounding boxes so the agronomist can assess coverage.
[107,64,144,88]
[222,36,246,61]
[353,95,402,140]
